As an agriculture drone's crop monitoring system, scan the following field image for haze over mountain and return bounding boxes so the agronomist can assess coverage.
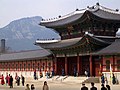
[0,16,59,51]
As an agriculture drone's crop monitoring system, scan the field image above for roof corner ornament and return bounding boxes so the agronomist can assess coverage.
[85,31,89,35]
[87,6,89,8]
[76,8,79,11]
[96,2,100,6]
[85,31,94,36]
[116,9,119,12]
[59,15,61,18]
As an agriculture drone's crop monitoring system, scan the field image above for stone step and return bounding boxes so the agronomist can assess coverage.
[83,77,100,83]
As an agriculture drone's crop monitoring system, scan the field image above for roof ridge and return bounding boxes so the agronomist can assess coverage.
[41,9,86,23]
[40,3,120,25]
[99,5,120,14]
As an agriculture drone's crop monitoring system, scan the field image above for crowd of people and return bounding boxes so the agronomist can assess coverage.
[81,82,111,90]
[0,72,119,90]
[0,73,14,88]
[0,73,25,88]
[34,70,54,80]
[25,81,49,90]
[101,73,118,85]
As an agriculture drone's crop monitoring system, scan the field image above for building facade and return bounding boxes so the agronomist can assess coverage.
[0,3,120,82]
[36,3,120,80]
[0,49,54,77]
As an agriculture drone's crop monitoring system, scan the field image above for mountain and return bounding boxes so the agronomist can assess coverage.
[0,16,59,51]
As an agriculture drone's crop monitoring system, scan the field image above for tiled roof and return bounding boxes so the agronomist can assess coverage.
[37,37,82,49]
[36,34,112,50]
[95,38,120,55]
[0,49,51,61]
[40,4,120,27]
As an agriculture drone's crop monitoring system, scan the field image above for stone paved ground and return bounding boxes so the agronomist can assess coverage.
[0,77,120,90]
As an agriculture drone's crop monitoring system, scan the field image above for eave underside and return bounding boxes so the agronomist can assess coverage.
[37,34,113,56]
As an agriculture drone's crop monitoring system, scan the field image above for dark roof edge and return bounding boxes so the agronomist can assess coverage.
[40,3,120,25]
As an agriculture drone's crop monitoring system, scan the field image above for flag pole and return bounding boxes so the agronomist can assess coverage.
[110,63,113,84]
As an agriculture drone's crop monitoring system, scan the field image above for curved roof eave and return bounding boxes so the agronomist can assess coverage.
[37,34,111,50]
[40,4,120,28]
[90,10,120,22]
[40,12,85,28]
[37,37,82,49]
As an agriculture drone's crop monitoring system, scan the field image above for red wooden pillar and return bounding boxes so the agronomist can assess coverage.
[54,56,57,75]
[46,60,47,71]
[39,59,42,72]
[77,53,80,76]
[65,54,68,75]
[113,55,115,72]
[101,56,103,73]
[89,55,93,76]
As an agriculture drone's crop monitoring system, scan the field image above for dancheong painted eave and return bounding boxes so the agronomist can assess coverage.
[40,3,120,28]
[35,33,114,50]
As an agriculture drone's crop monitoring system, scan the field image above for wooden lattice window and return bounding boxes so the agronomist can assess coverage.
[16,64,18,70]
[20,64,22,71]
[117,60,120,70]
[28,64,30,70]
[24,64,26,70]
[48,62,51,70]
[12,63,14,70]
[42,63,45,71]
[106,60,110,70]
[9,64,10,70]
[33,63,35,70]
[2,63,4,71]
[38,63,40,71]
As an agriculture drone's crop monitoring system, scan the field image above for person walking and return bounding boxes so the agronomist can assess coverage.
[31,84,35,90]
[34,69,36,80]
[43,81,49,90]
[25,84,30,90]
[101,74,105,84]
[5,73,9,85]
[90,82,97,90]
[81,83,88,90]
[17,76,20,86]
[0,74,5,85]
[112,74,116,84]
[8,74,10,86]
[9,75,13,88]
[15,73,18,85]
[21,75,25,86]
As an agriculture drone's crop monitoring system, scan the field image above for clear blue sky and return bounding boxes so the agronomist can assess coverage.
[0,0,120,28]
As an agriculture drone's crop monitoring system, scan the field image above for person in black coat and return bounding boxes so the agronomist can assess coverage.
[9,76,13,88]
[81,83,88,90]
[21,75,25,86]
[112,74,116,84]
[90,82,97,90]
[101,84,107,90]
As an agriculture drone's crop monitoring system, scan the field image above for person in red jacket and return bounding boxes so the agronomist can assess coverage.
[5,73,9,85]
[0,74,5,85]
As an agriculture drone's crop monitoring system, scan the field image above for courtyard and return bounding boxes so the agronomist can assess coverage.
[0,77,120,90]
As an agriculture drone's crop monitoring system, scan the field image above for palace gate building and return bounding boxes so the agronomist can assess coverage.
[36,3,120,79]
[0,3,120,81]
